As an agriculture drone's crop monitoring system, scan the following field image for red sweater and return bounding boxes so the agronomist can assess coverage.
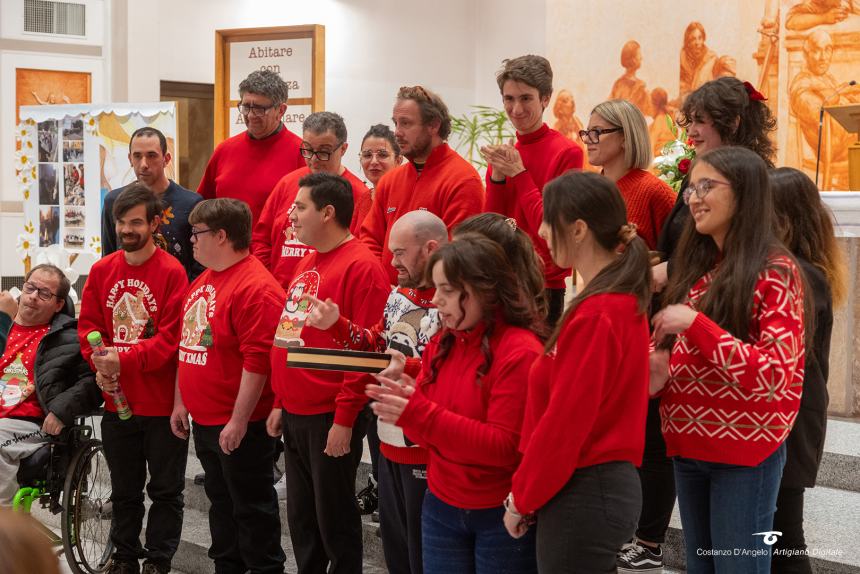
[197,126,305,224]
[615,169,676,250]
[177,255,286,425]
[78,249,188,416]
[0,323,50,419]
[485,124,582,289]
[511,294,649,514]
[397,320,542,509]
[660,255,805,466]
[251,167,370,287]
[271,239,390,427]
[360,143,484,284]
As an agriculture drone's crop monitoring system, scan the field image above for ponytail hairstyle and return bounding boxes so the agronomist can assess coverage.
[454,212,548,329]
[770,167,847,307]
[423,236,541,386]
[664,146,805,342]
[542,171,652,350]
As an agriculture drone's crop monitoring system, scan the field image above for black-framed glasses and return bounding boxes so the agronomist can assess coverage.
[359,149,393,161]
[22,281,58,301]
[683,178,731,205]
[237,103,275,117]
[578,127,623,144]
[190,227,216,240]
[301,143,343,161]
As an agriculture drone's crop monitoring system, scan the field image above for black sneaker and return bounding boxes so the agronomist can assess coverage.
[107,560,140,574]
[142,562,169,574]
[355,475,378,515]
[617,540,663,573]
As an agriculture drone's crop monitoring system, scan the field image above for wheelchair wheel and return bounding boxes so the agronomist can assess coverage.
[61,439,114,574]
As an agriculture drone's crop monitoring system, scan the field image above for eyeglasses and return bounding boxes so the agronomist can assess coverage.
[300,143,343,161]
[190,227,216,240]
[359,150,393,161]
[237,103,275,117]
[683,178,731,204]
[22,281,58,301]
[578,127,623,144]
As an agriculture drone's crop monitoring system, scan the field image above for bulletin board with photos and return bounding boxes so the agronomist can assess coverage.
[213,24,325,144]
[15,103,177,275]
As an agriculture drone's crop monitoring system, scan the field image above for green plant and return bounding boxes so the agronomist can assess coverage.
[449,105,514,170]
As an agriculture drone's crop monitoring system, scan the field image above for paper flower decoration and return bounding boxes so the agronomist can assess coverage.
[16,233,35,260]
[83,114,98,135]
[14,149,34,171]
[88,236,102,255]
[15,122,35,142]
[17,165,37,187]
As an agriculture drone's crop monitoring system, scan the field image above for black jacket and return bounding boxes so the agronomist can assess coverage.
[782,259,832,488]
[0,311,102,426]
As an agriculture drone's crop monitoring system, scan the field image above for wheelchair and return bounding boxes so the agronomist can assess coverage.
[13,411,114,573]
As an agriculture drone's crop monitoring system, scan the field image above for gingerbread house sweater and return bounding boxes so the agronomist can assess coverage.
[271,239,390,427]
[360,143,484,285]
[251,166,370,287]
[660,255,805,467]
[78,248,188,416]
[177,255,286,425]
[485,123,582,289]
[197,126,305,224]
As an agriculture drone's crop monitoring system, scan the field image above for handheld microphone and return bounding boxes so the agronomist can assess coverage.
[816,80,858,187]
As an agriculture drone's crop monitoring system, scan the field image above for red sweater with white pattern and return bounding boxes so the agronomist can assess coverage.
[660,255,805,467]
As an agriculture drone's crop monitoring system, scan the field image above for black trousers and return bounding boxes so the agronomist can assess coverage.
[101,413,188,569]
[366,408,380,482]
[378,455,427,574]
[282,410,368,574]
[536,462,641,573]
[546,287,566,329]
[193,420,285,574]
[772,486,812,574]
[635,397,676,544]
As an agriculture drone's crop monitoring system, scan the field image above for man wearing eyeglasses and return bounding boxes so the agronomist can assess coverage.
[102,126,204,280]
[198,70,305,225]
[0,265,101,506]
[78,184,189,574]
[480,55,583,327]
[252,111,370,288]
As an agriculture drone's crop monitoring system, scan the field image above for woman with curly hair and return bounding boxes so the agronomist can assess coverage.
[368,236,544,574]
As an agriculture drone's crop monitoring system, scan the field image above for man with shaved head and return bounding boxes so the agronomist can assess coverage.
[306,209,447,574]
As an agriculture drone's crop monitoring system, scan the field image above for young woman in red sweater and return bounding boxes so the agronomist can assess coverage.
[583,99,675,250]
[368,237,544,574]
[503,171,652,573]
[653,147,806,573]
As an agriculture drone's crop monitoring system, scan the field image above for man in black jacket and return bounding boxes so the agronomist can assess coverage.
[0,264,101,505]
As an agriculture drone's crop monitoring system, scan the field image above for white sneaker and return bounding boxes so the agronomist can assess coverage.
[274,473,287,500]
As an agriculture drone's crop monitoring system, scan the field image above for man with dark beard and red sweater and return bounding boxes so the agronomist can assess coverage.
[480,55,583,327]
[360,85,484,285]
[198,70,305,225]
[266,173,390,574]
[78,184,188,574]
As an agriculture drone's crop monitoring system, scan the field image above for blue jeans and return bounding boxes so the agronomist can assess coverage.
[421,491,537,574]
[674,444,786,574]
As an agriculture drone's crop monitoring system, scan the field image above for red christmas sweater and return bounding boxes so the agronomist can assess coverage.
[197,126,305,224]
[660,255,805,466]
[512,294,650,514]
[327,285,440,465]
[177,255,286,425]
[271,239,390,427]
[251,166,370,287]
[485,123,582,289]
[360,143,484,284]
[615,169,676,251]
[397,320,542,509]
[78,249,188,416]
[0,323,50,419]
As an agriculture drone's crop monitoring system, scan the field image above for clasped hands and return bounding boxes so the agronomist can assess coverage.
[480,140,526,179]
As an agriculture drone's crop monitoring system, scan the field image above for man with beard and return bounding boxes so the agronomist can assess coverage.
[102,127,203,280]
[79,184,189,574]
[360,85,484,285]
[679,22,718,99]
[305,209,447,574]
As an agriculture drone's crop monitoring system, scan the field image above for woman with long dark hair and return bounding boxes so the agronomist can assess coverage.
[504,171,652,572]
[654,147,806,573]
[368,237,544,574]
[770,167,846,574]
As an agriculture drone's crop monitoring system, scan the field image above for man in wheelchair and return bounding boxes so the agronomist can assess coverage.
[0,264,102,505]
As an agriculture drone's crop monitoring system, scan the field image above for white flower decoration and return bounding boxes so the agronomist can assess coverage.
[16,233,35,260]
[15,122,35,142]
[83,114,98,135]
[14,149,34,171]
[17,165,37,187]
